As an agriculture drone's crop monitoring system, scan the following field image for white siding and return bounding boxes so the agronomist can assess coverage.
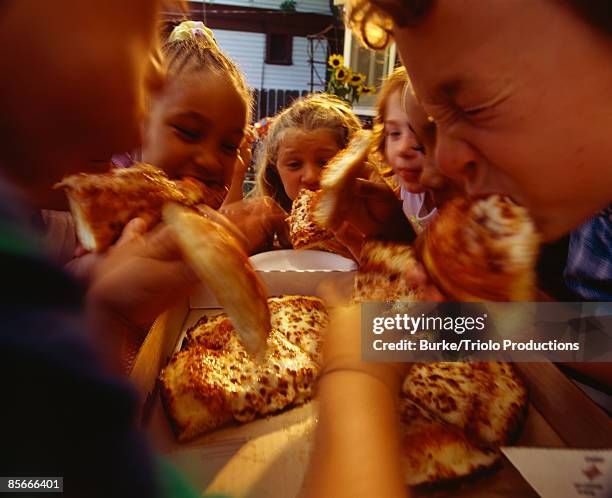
[213,29,327,91]
[213,31,265,87]
[205,0,332,15]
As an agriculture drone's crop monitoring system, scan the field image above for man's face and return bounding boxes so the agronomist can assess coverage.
[393,0,612,241]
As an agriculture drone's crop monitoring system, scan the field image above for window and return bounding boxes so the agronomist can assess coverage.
[266,33,293,65]
[343,30,397,114]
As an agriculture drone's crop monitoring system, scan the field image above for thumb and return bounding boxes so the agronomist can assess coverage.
[116,218,148,247]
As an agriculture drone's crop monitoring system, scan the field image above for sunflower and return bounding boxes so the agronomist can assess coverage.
[348,72,366,87]
[360,85,377,96]
[335,66,351,83]
[328,54,344,68]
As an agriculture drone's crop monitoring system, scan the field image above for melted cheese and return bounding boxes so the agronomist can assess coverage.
[160,295,327,441]
[402,362,527,447]
[399,397,500,486]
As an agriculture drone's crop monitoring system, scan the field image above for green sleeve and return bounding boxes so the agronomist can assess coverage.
[155,456,231,498]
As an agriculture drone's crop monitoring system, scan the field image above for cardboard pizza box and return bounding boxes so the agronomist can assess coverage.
[131,252,612,498]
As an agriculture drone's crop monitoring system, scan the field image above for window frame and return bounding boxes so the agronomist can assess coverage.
[265,32,293,66]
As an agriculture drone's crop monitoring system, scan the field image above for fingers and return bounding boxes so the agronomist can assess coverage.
[141,223,184,261]
[353,178,397,202]
[116,217,148,247]
[334,222,366,262]
[276,221,292,249]
[74,244,89,257]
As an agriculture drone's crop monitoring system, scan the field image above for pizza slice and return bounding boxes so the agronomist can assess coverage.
[56,163,230,253]
[288,189,335,249]
[56,163,189,252]
[353,240,439,302]
[422,195,539,301]
[160,317,319,442]
[288,189,354,259]
[399,397,500,486]
[184,295,327,365]
[402,362,528,448]
[163,203,271,357]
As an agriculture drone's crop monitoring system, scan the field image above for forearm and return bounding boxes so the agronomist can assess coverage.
[223,174,245,205]
[86,292,145,375]
[300,371,409,498]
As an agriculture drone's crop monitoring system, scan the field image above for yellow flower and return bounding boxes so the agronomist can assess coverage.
[328,54,344,68]
[348,72,366,87]
[335,66,351,83]
[360,85,377,96]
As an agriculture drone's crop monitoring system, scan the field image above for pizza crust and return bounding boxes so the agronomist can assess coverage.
[399,397,501,486]
[163,203,271,356]
[315,130,373,230]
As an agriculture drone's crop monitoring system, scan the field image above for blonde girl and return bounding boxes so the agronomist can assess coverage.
[253,93,362,212]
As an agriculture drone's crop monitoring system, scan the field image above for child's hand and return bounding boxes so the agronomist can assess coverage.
[333,222,367,262]
[86,219,200,371]
[223,127,256,205]
[66,219,148,285]
[341,178,416,243]
[220,197,290,254]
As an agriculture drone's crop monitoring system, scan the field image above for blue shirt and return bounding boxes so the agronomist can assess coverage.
[564,205,612,300]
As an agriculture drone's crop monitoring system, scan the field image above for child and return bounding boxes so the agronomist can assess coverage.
[63,20,253,279]
[375,67,429,233]
[139,20,252,201]
[375,66,460,233]
[253,93,362,212]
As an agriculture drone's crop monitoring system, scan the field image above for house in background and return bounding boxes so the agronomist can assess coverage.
[164,0,344,121]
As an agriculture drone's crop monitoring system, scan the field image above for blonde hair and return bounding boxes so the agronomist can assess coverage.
[253,93,362,211]
[373,66,410,153]
[347,0,612,51]
[346,0,433,50]
[163,20,252,122]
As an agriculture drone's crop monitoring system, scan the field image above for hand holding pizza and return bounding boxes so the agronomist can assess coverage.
[315,130,415,244]
[86,219,200,372]
[344,178,415,243]
[66,217,149,284]
[220,196,291,254]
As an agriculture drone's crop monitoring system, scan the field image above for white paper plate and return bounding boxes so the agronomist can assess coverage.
[190,250,357,308]
[249,249,357,272]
